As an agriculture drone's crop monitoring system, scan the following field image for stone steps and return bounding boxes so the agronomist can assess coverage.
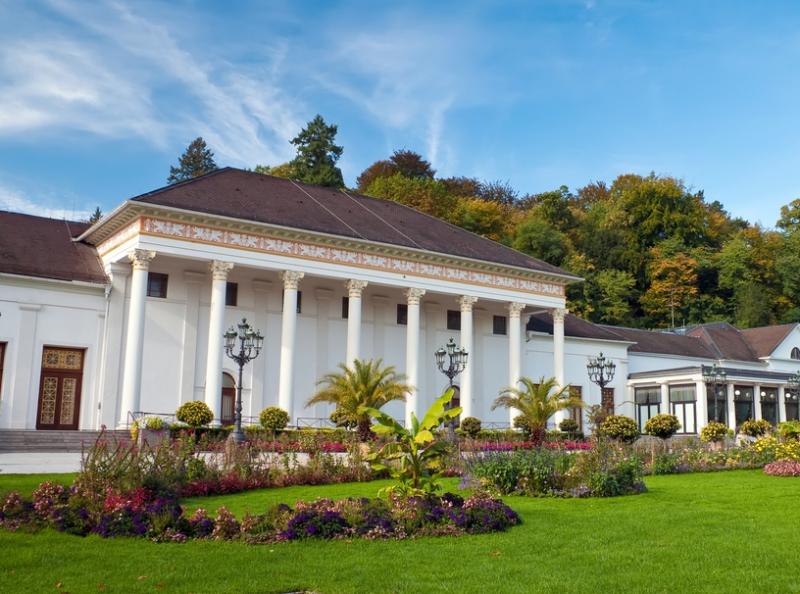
[0,429,130,453]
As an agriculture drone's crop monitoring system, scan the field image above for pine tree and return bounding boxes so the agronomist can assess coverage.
[289,115,344,188]
[87,207,102,224]
[167,137,218,185]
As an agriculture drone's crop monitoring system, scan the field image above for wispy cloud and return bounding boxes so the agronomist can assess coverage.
[0,184,92,220]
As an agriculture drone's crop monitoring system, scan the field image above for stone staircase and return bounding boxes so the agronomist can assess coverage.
[0,429,130,453]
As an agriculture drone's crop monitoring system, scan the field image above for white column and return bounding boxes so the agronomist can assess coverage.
[279,271,304,419]
[119,249,155,427]
[660,383,670,416]
[753,384,762,421]
[313,288,333,419]
[727,383,737,431]
[778,386,787,423]
[180,270,204,407]
[552,307,568,425]
[459,296,478,420]
[203,261,234,426]
[508,302,525,425]
[251,279,272,417]
[99,263,129,429]
[404,288,425,426]
[695,379,708,430]
[345,280,368,367]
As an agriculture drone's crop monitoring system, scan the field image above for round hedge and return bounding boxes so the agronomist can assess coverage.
[778,420,800,441]
[739,419,772,437]
[176,401,214,428]
[644,413,681,439]
[559,418,579,433]
[459,416,482,438]
[260,407,289,433]
[513,415,532,436]
[599,415,639,443]
[700,421,730,443]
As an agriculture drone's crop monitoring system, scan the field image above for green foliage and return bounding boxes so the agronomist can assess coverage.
[739,419,772,437]
[492,377,581,444]
[87,207,102,224]
[307,359,409,442]
[356,149,435,190]
[259,407,289,434]
[512,215,571,267]
[458,417,482,439]
[558,418,579,433]
[253,163,297,179]
[363,389,461,497]
[175,401,214,428]
[643,414,681,439]
[453,198,510,242]
[599,415,639,443]
[700,421,731,443]
[364,173,457,220]
[777,420,800,441]
[143,417,166,431]
[167,137,217,184]
[288,115,344,187]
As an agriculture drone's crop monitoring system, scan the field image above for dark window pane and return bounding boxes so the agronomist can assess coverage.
[601,388,614,415]
[297,291,302,314]
[146,272,168,298]
[493,315,507,335]
[225,282,238,307]
[397,303,408,325]
[342,296,349,319]
[447,309,461,331]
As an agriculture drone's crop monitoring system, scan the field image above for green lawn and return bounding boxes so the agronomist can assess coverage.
[2,470,800,593]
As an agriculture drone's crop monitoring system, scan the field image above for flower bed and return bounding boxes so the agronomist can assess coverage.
[0,485,519,543]
[764,459,800,477]
[460,440,591,453]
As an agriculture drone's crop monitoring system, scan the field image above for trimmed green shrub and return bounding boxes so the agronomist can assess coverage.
[700,421,730,443]
[644,414,681,439]
[176,401,213,427]
[739,419,772,437]
[513,415,532,437]
[144,416,166,431]
[260,407,290,434]
[459,416,482,438]
[559,418,579,433]
[599,415,639,443]
[777,420,800,441]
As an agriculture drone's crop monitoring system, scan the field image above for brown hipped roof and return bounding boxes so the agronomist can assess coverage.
[528,312,629,342]
[0,211,107,284]
[597,325,717,358]
[130,168,577,278]
[740,324,798,358]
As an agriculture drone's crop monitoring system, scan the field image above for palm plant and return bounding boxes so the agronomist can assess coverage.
[492,376,582,445]
[307,358,410,441]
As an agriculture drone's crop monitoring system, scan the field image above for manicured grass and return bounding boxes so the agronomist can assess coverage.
[0,473,75,497]
[2,470,800,593]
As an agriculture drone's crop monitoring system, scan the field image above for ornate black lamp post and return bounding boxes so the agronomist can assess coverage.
[788,371,800,420]
[224,318,264,443]
[702,364,728,424]
[435,338,468,437]
[587,352,616,414]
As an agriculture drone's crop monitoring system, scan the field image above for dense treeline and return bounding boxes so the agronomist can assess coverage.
[174,116,800,330]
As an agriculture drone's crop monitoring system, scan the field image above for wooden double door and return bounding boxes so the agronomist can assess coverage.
[36,347,84,430]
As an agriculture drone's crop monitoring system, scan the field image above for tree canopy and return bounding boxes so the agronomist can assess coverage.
[288,115,344,188]
[167,137,217,184]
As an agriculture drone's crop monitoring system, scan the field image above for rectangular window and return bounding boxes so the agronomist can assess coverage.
[733,385,754,427]
[342,296,349,319]
[447,309,461,331]
[669,385,697,434]
[760,387,778,426]
[0,342,5,398]
[635,387,660,432]
[706,383,727,425]
[786,390,800,421]
[397,303,408,325]
[146,272,168,298]
[569,386,583,432]
[225,282,238,307]
[601,387,615,416]
[493,315,507,335]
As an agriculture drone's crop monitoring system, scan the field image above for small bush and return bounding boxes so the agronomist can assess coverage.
[260,407,290,434]
[739,419,772,437]
[777,420,800,441]
[513,415,532,437]
[176,401,214,427]
[144,417,166,431]
[459,417,482,439]
[559,418,579,433]
[700,421,730,443]
[644,414,681,439]
[599,415,639,443]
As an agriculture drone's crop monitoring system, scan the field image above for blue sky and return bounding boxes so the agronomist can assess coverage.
[0,1,799,224]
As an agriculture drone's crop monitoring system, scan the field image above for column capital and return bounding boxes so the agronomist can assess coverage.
[508,302,526,318]
[209,260,234,281]
[404,288,426,305]
[127,249,156,271]
[459,295,478,312]
[346,279,368,298]
[280,270,304,290]
[552,307,568,323]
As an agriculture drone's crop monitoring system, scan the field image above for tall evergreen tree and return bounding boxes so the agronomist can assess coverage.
[167,137,218,185]
[289,115,344,188]
[87,207,102,224]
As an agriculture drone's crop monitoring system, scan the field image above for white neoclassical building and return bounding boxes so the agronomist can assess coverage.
[1,168,800,437]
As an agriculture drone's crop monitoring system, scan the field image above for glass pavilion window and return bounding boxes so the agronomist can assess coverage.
[705,382,727,425]
[733,386,754,427]
[760,388,778,426]
[635,387,660,432]
[786,390,800,421]
[670,385,697,434]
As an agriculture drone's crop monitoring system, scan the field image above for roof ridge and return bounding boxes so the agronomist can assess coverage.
[0,209,85,226]
[129,167,231,203]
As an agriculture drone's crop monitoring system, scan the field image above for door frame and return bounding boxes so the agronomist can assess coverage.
[35,346,85,431]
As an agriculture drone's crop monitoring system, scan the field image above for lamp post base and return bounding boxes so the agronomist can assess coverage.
[227,429,246,444]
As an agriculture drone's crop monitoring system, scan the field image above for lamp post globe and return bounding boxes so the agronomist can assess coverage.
[223,317,263,444]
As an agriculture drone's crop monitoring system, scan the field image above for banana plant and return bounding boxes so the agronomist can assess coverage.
[361,389,462,497]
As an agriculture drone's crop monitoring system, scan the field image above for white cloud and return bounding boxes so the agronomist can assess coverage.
[0,184,92,220]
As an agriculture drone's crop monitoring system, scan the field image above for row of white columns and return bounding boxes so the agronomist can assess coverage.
[117,249,569,427]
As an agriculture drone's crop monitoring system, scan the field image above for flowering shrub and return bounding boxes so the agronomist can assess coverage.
[700,422,730,443]
[764,459,800,476]
[460,440,591,452]
[739,419,772,437]
[599,415,639,443]
[176,401,214,427]
[144,416,166,430]
[259,407,290,434]
[777,420,800,441]
[644,414,681,439]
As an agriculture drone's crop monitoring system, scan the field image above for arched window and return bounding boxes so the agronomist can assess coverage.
[221,373,236,426]
[791,347,800,360]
